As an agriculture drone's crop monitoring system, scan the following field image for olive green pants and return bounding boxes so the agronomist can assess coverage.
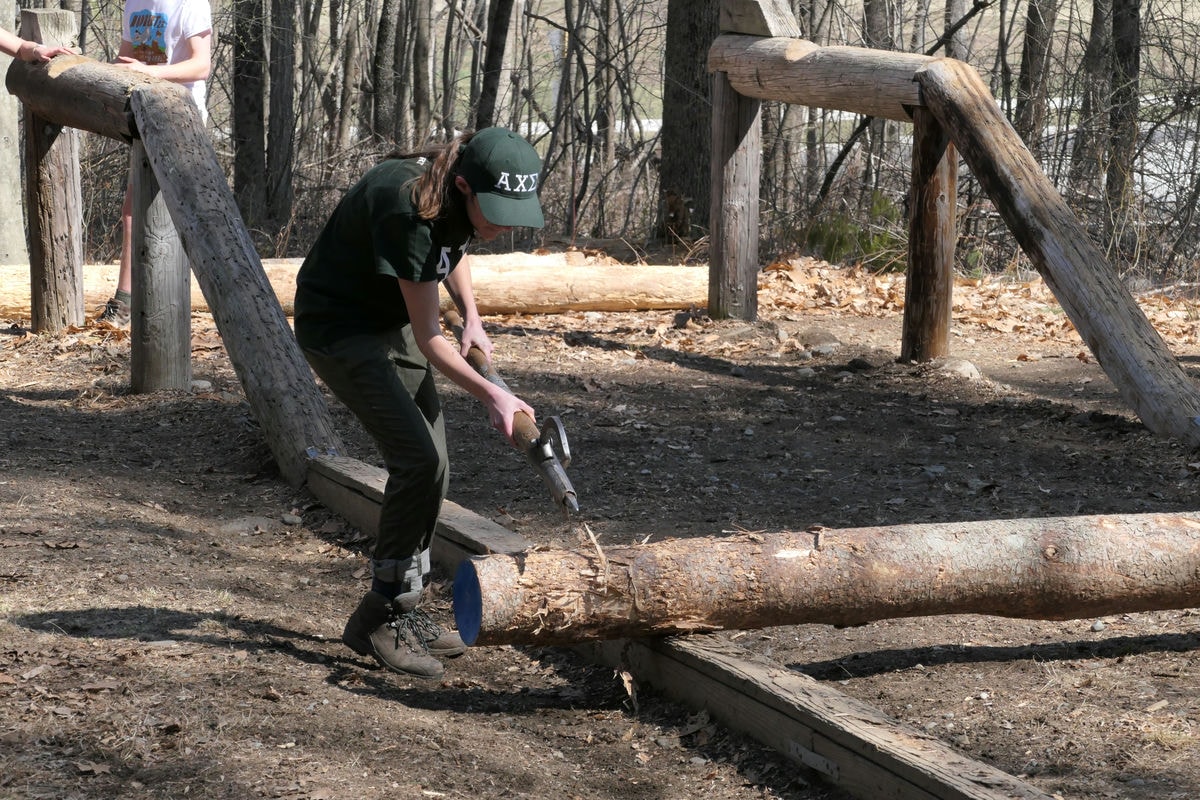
[301,325,448,592]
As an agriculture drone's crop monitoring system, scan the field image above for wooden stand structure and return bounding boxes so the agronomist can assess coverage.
[7,42,344,487]
[709,1,1200,447]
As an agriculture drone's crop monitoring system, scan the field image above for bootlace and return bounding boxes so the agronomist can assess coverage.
[389,607,444,653]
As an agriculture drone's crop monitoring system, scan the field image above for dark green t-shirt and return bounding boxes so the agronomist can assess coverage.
[294,157,474,348]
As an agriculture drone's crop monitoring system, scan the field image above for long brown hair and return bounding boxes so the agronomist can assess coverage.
[386,131,475,221]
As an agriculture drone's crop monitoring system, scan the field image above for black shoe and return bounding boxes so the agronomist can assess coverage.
[98,297,130,327]
[342,591,444,679]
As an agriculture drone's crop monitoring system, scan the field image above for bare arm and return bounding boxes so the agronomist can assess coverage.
[115,30,212,82]
[0,27,72,61]
[441,254,493,363]
[399,277,534,446]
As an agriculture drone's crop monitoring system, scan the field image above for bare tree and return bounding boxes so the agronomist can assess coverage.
[476,0,515,129]
[232,0,267,229]
[658,0,718,241]
[1013,0,1061,157]
[1106,0,1140,252]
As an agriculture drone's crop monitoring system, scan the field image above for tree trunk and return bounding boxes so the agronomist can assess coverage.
[1105,0,1139,252]
[862,0,895,191]
[453,512,1200,646]
[658,0,719,237]
[232,0,267,229]
[412,0,432,140]
[943,0,969,59]
[267,0,296,232]
[372,0,398,140]
[475,0,514,129]
[1013,0,1061,157]
[1067,0,1111,197]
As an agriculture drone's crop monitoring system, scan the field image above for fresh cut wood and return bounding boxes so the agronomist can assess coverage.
[453,512,1200,646]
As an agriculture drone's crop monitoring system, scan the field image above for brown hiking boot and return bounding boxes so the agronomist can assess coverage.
[342,591,443,679]
[395,590,467,658]
[98,297,131,327]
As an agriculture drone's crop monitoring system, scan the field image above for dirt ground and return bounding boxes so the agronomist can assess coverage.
[3,256,1200,800]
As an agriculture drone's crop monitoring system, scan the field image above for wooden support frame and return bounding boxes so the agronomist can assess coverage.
[7,55,346,485]
[706,0,1200,446]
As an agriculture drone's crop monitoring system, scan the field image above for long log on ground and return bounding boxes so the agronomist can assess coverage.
[917,58,1200,446]
[453,512,1200,646]
[0,259,710,319]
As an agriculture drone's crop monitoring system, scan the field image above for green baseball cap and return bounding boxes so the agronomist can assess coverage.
[458,127,545,229]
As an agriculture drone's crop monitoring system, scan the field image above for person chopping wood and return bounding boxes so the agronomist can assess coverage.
[293,127,545,679]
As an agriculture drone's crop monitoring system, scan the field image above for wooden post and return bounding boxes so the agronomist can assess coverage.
[901,107,957,362]
[128,140,191,392]
[19,9,82,333]
[708,70,761,321]
[707,0,802,322]
[917,58,1200,446]
[454,511,1200,646]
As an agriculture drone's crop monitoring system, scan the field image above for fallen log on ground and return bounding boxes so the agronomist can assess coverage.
[0,257,708,319]
[453,512,1200,646]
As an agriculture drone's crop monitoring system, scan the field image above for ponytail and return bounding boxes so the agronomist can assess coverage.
[385,131,476,221]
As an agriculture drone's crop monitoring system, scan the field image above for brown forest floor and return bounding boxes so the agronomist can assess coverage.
[3,256,1200,799]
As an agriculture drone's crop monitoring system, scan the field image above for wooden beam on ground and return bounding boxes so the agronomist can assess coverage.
[305,455,528,568]
[452,513,1200,646]
[917,58,1200,446]
[581,636,1054,800]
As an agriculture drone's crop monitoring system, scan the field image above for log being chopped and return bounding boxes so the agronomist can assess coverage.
[452,512,1200,646]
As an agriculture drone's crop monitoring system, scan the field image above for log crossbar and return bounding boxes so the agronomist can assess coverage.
[707,24,1200,446]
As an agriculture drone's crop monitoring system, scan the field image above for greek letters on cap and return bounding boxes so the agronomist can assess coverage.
[494,172,539,192]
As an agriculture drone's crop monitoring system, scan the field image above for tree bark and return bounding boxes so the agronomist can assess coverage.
[1013,0,1060,156]
[475,0,514,129]
[267,0,296,231]
[232,0,267,229]
[658,0,718,235]
[1106,0,1139,247]
[453,512,1200,646]
[1067,0,1111,196]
